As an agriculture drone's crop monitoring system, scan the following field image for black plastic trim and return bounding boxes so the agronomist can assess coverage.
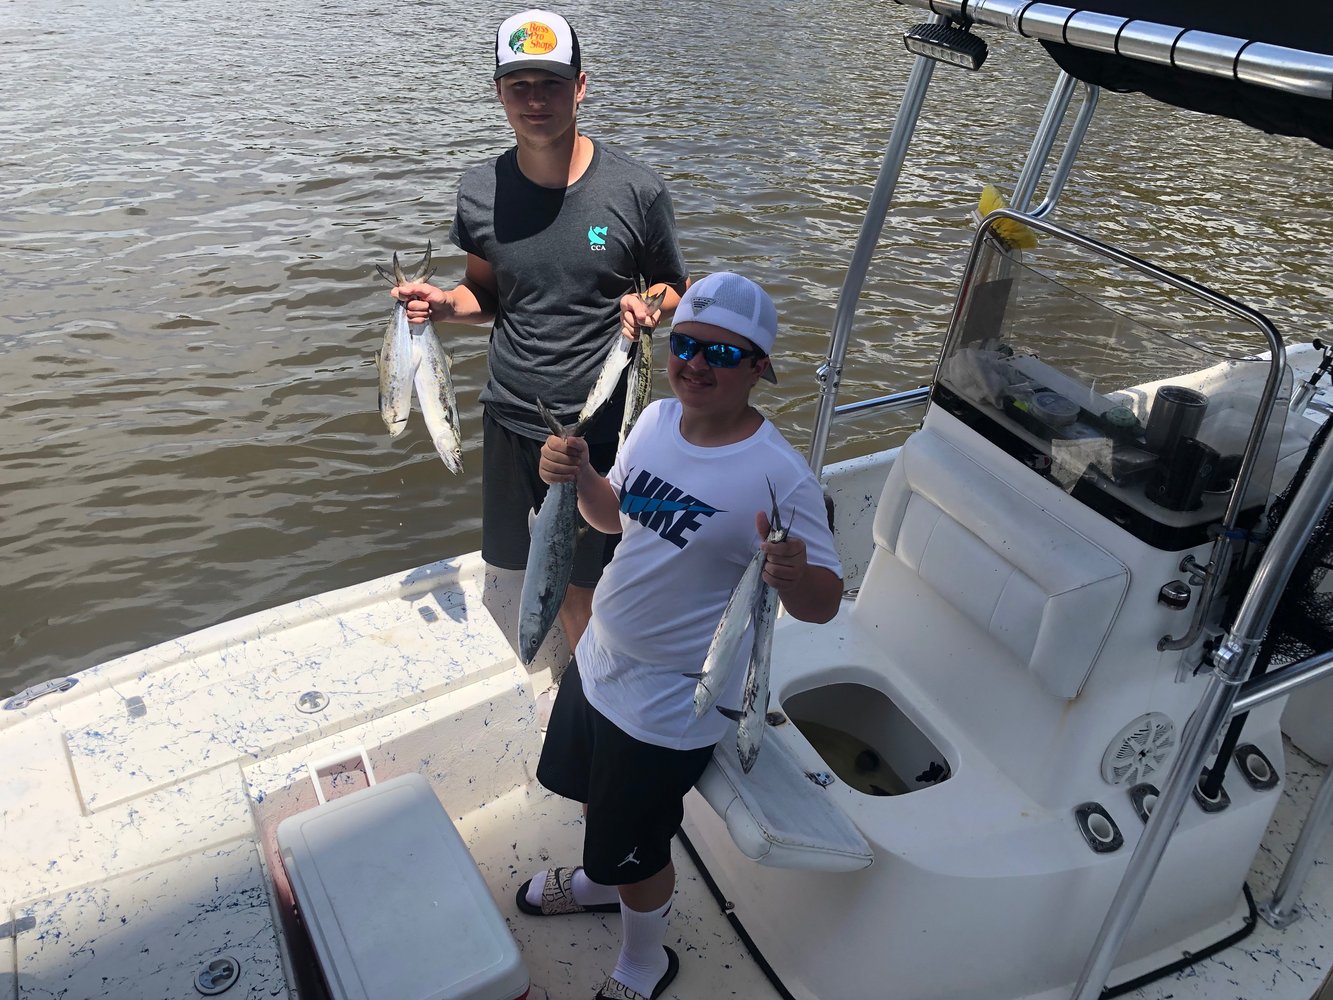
[675,827,798,1000]
[1102,884,1259,997]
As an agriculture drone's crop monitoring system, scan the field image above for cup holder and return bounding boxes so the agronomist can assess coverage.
[1074,802,1123,853]
[1234,743,1279,791]
[1128,782,1159,824]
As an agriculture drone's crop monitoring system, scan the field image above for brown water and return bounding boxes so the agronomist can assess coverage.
[3,0,1331,692]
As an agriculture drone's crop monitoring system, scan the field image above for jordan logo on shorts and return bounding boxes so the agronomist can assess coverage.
[617,847,641,867]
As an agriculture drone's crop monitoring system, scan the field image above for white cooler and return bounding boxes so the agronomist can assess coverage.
[277,770,529,1000]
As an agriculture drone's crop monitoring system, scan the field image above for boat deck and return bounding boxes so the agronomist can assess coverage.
[0,554,779,1000]
[0,552,1328,1000]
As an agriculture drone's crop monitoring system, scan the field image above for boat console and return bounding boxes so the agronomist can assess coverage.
[932,231,1290,551]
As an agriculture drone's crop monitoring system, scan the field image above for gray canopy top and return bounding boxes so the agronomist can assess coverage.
[893,1,1333,147]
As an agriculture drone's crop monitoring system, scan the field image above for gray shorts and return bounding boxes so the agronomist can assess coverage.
[481,408,619,589]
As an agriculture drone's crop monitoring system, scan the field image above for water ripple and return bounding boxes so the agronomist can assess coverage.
[2,0,1331,686]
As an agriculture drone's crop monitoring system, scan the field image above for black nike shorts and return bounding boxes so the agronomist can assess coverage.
[481,409,619,589]
[536,658,716,886]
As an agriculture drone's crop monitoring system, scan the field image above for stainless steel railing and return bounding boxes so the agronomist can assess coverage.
[889,1,1333,101]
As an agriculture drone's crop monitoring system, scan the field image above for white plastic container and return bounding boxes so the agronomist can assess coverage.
[277,771,529,1000]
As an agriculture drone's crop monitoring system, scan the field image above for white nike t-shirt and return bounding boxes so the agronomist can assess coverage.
[575,399,842,750]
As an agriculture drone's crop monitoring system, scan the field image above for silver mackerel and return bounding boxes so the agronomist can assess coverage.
[411,322,463,475]
[712,481,788,772]
[375,244,435,439]
[517,400,584,664]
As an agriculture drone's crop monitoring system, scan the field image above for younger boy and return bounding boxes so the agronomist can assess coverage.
[519,272,843,999]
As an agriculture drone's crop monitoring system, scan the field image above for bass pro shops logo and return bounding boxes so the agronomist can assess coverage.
[508,21,558,54]
[587,225,609,251]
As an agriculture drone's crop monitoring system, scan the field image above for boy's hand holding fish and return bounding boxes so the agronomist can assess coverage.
[392,280,456,324]
[754,509,842,623]
[619,284,671,341]
[539,432,588,485]
[538,430,622,536]
[756,510,810,591]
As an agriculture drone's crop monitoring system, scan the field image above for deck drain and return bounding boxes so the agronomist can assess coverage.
[296,691,329,714]
[195,955,240,995]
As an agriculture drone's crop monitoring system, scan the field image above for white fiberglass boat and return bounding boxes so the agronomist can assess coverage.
[5,4,1333,1000]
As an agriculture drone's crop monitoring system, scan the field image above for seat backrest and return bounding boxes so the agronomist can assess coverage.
[872,429,1130,700]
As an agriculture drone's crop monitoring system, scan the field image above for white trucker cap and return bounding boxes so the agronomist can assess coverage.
[494,9,581,80]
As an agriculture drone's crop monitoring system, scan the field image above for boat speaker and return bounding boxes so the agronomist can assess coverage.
[1101,712,1177,786]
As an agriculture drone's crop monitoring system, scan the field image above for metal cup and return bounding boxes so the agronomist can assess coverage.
[1145,385,1208,455]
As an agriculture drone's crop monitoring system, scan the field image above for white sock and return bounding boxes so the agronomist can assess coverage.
[524,868,619,908]
[612,898,671,997]
[573,868,620,906]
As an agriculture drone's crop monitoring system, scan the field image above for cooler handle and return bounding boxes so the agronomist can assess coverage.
[305,746,377,805]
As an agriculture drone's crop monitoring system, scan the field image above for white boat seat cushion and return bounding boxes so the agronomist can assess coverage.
[872,429,1129,700]
[696,725,873,872]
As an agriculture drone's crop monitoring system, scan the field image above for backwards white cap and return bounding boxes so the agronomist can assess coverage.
[673,272,778,383]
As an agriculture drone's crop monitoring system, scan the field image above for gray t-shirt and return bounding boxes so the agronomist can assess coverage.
[450,138,687,442]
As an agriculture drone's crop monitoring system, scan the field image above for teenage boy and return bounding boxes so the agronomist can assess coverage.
[392,8,688,656]
[519,272,843,999]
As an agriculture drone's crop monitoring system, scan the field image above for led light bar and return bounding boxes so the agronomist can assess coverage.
[903,22,989,71]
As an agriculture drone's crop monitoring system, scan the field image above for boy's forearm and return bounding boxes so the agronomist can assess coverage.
[444,278,497,325]
[575,465,623,534]
[778,566,843,624]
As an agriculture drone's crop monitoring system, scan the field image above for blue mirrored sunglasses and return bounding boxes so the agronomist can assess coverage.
[669,332,764,369]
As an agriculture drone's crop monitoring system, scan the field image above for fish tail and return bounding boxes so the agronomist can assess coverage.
[536,398,565,438]
[409,241,433,283]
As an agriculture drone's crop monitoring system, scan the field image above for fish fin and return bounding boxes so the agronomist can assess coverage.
[391,251,408,287]
[375,263,396,285]
[681,671,705,681]
[716,706,744,722]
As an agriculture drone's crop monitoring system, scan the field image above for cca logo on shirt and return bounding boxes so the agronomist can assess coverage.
[588,225,609,250]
